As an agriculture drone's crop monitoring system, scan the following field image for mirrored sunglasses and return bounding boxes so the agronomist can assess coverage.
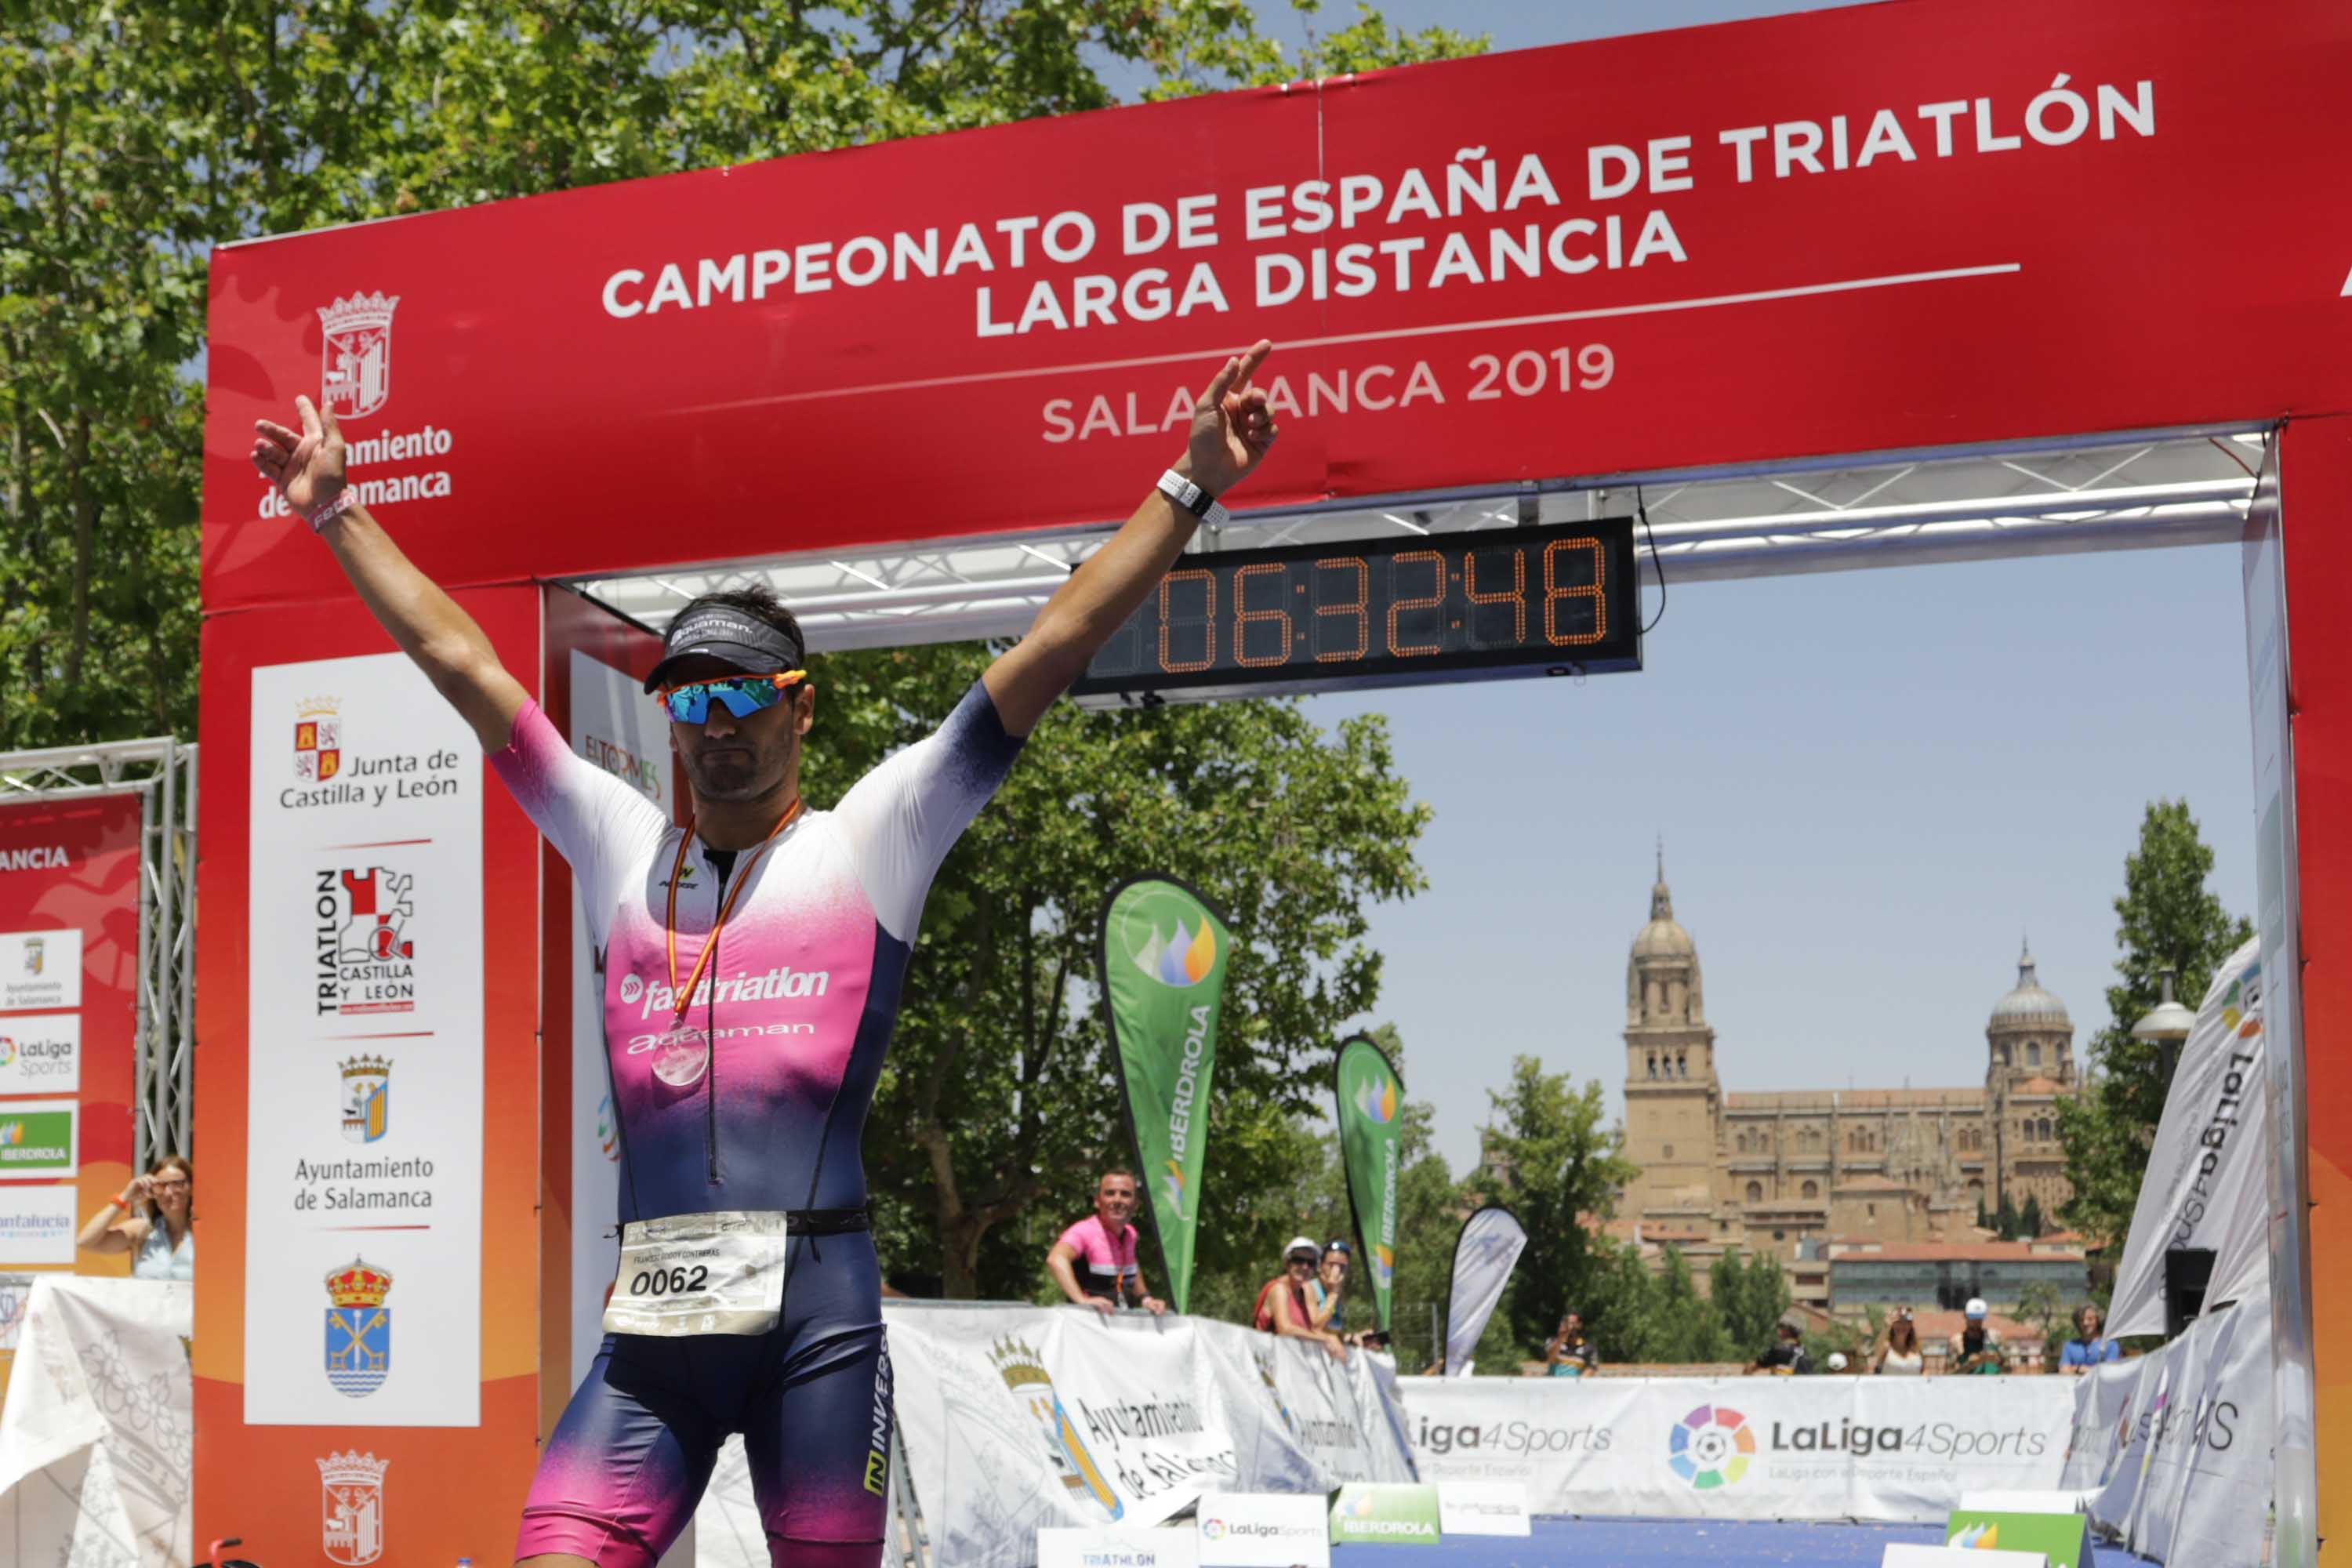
[656,670,807,724]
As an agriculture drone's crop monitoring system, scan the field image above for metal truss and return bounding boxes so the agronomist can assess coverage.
[568,426,2267,652]
[0,736,197,1168]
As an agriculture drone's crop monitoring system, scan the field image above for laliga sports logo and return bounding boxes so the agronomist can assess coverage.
[319,292,400,419]
[0,1036,13,1069]
[1668,1403,1755,1490]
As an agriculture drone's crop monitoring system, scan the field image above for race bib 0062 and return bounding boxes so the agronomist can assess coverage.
[604,1210,789,1337]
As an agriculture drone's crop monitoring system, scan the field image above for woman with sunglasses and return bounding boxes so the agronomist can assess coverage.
[78,1154,194,1279]
[254,343,1278,1568]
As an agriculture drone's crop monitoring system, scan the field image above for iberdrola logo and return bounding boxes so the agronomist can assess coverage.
[1352,1066,1399,1124]
[1133,916,1217,989]
[1162,1159,1188,1215]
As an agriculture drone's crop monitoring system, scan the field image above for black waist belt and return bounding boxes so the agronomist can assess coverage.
[789,1207,872,1236]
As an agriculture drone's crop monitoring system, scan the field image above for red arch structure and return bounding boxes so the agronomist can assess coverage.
[197,0,2352,1559]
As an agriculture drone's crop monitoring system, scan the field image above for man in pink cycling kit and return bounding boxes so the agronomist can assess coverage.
[252,343,1278,1568]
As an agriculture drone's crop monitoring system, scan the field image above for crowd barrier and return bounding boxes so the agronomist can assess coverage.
[0,1276,191,1568]
[1397,1371,2074,1525]
[880,1301,1416,1567]
[2061,1286,2271,1567]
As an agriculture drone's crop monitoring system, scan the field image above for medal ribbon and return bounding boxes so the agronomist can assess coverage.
[664,801,803,1025]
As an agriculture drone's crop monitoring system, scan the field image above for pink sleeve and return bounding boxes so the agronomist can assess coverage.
[1054,1218,1098,1259]
[490,700,669,948]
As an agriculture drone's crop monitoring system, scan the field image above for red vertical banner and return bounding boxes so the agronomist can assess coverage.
[0,793,142,1402]
[194,586,545,1566]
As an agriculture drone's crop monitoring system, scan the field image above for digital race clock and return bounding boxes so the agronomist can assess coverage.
[1070,515,1642,707]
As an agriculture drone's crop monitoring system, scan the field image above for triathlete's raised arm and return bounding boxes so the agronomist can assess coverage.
[981,341,1278,737]
[252,395,529,752]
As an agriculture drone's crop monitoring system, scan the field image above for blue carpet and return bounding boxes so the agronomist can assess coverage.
[1331,1516,2158,1566]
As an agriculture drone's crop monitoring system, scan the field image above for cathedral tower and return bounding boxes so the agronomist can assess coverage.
[1984,941,2077,1214]
[1621,850,1721,1221]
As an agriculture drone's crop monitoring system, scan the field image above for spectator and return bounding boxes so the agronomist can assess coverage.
[78,1155,194,1279]
[1308,1240,1353,1341]
[1949,1298,2005,1374]
[1873,1312,1925,1376]
[1046,1169,1166,1316]
[1750,1321,1811,1376]
[2060,1303,2123,1374]
[1544,1310,1599,1376]
[1255,1236,1345,1359]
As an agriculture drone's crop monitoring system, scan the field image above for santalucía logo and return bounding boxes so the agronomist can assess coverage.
[1668,1403,1755,1490]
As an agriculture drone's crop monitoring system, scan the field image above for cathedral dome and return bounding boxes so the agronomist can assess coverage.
[1989,942,2070,1030]
[1632,851,1695,960]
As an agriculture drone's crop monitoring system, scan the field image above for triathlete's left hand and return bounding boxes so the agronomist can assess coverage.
[1178,339,1276,496]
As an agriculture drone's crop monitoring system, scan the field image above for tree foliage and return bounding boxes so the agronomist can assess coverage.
[0,1,1483,752]
[2058,800,2253,1253]
[1709,1247,1792,1363]
[1475,1054,1639,1356]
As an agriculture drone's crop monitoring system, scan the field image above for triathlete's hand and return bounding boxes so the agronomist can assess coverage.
[1178,340,1276,497]
[253,394,347,523]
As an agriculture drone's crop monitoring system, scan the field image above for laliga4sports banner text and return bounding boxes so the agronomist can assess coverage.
[1098,874,1230,1314]
[1334,1035,1404,1334]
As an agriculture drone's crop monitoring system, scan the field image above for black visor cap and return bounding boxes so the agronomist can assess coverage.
[643,605,806,694]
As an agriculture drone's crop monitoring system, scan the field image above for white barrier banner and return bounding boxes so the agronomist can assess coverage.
[2056,1358,2143,1491]
[1399,1376,2073,1523]
[2085,1290,2270,1568]
[884,1304,1414,1568]
[2108,937,2267,1338]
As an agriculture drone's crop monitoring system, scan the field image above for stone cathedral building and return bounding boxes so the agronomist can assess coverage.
[1618,858,2078,1265]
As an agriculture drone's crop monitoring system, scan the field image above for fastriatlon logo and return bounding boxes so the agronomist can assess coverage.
[318,1449,390,1566]
[319,292,400,419]
[1668,1403,1755,1490]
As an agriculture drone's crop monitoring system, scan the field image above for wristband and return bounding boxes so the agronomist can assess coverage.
[111,1196,129,1210]
[306,487,358,534]
[1157,469,1230,530]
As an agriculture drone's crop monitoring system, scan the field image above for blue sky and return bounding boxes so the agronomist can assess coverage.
[1178,2,2259,1174]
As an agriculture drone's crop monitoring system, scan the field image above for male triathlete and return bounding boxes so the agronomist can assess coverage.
[251,342,1277,1568]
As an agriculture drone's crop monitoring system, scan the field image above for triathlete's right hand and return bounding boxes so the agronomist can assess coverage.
[252,394,347,523]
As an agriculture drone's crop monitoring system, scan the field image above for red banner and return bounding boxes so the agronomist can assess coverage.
[201,0,2352,614]
[0,793,141,1275]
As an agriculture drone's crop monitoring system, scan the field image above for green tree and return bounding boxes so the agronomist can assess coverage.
[0,1,1483,752]
[1994,1192,2020,1241]
[2016,1278,2069,1372]
[1478,1055,1639,1355]
[2059,800,2255,1253]
[1710,1247,1793,1363]
[2019,1192,2045,1241]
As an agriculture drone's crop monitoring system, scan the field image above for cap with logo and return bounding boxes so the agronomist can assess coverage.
[644,604,807,693]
